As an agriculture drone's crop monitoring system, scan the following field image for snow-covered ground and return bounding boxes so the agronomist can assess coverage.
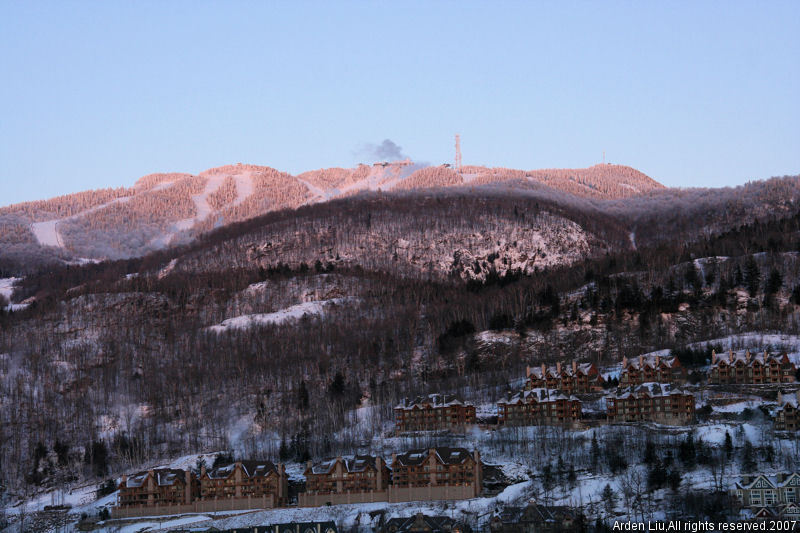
[29,196,132,249]
[0,277,28,311]
[207,298,353,332]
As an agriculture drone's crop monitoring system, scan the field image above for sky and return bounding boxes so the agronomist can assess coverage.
[1,1,799,206]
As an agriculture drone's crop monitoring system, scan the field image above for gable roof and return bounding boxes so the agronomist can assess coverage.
[622,355,680,371]
[395,393,471,411]
[527,362,597,380]
[205,460,279,480]
[307,455,383,475]
[123,468,186,488]
[497,388,580,405]
[607,382,692,400]
[383,513,470,532]
[393,447,473,467]
[713,350,792,367]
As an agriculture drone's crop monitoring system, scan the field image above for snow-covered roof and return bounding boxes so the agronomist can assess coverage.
[394,393,471,411]
[393,447,474,467]
[527,362,597,380]
[622,354,680,370]
[205,460,279,479]
[735,472,800,490]
[123,468,186,488]
[497,388,580,405]
[607,382,691,400]
[306,455,383,475]
[777,391,800,409]
[712,349,793,367]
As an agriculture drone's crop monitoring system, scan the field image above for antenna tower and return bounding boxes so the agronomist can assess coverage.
[454,134,462,172]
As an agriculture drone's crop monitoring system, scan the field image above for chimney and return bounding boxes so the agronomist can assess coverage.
[376,456,384,490]
[729,350,734,363]
[541,363,546,376]
[234,461,243,498]
[572,361,577,374]
[639,355,644,368]
[279,463,288,500]
[777,473,784,484]
[391,452,398,468]
[746,350,751,363]
[200,464,206,478]
[120,474,127,489]
[622,356,628,367]
[306,460,313,472]
[655,355,660,367]
[711,350,716,364]
[185,469,192,504]
[556,362,562,375]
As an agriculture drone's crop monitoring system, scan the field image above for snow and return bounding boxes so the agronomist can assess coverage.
[101,513,213,532]
[29,196,132,249]
[0,277,28,311]
[207,298,353,332]
[182,481,533,532]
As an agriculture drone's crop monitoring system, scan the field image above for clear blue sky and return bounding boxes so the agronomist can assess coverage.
[1,1,798,205]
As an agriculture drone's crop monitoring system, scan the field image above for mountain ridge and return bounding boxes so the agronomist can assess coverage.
[0,162,662,266]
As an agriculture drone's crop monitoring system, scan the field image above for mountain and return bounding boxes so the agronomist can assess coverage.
[0,162,663,270]
[2,165,800,525]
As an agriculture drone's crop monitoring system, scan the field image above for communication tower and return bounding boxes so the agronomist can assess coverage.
[454,134,462,172]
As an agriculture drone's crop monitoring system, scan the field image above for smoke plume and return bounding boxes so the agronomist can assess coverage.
[359,139,408,162]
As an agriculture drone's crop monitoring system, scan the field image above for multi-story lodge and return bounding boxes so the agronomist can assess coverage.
[525,361,604,394]
[300,455,390,506]
[394,394,476,432]
[117,468,199,509]
[496,388,582,426]
[709,350,797,385]
[390,447,482,501]
[734,473,800,510]
[775,390,800,432]
[606,382,695,425]
[619,354,686,386]
[199,460,288,505]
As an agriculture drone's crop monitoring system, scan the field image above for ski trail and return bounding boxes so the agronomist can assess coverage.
[30,196,131,249]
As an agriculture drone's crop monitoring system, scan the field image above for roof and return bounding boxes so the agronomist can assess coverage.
[206,460,279,480]
[607,382,693,400]
[713,350,792,367]
[497,388,580,405]
[383,513,471,533]
[777,391,800,409]
[527,362,596,380]
[307,455,383,475]
[394,447,474,467]
[494,503,576,525]
[395,393,471,411]
[735,472,800,490]
[622,355,680,370]
[123,468,186,488]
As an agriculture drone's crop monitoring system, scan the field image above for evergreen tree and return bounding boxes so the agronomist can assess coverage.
[744,257,760,297]
[601,484,617,516]
[724,431,733,459]
[741,439,757,472]
[678,433,696,468]
[297,380,309,410]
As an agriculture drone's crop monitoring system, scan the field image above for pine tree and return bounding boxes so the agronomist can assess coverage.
[724,431,733,459]
[601,483,617,516]
[741,439,757,472]
[744,256,760,297]
[297,380,309,410]
[590,432,600,472]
